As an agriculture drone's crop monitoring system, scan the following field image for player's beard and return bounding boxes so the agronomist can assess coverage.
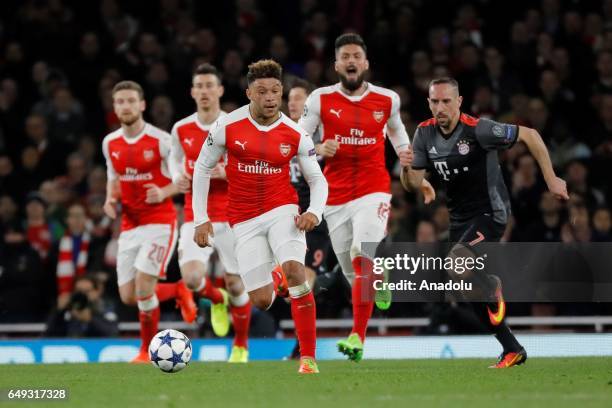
[338,71,366,92]
[119,113,139,126]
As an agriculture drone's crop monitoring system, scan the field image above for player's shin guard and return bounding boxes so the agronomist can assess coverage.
[351,256,376,342]
[195,276,224,304]
[289,283,316,359]
[137,294,160,352]
[155,282,177,302]
[230,291,251,348]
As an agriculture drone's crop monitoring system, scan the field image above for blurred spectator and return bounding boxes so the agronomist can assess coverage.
[510,153,545,237]
[149,95,175,132]
[431,203,450,241]
[48,203,92,308]
[87,166,108,198]
[0,153,22,199]
[564,160,605,210]
[65,153,89,197]
[34,86,86,148]
[25,192,53,262]
[222,50,246,104]
[561,204,591,243]
[590,93,612,154]
[525,191,563,242]
[0,221,47,322]
[23,113,68,178]
[45,275,118,337]
[592,207,612,241]
[592,50,612,97]
[0,194,19,228]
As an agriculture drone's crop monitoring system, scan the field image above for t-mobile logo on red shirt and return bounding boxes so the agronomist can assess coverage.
[238,160,282,175]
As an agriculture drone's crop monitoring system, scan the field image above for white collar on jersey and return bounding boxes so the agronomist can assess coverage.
[245,105,285,132]
[120,122,149,144]
[334,81,371,102]
[193,111,226,132]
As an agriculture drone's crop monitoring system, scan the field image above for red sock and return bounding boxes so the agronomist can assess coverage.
[138,307,160,353]
[290,291,316,358]
[230,302,252,348]
[199,277,224,304]
[351,256,376,342]
[155,283,177,302]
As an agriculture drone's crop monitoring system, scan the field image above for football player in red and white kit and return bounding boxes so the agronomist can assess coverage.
[170,63,252,363]
[102,81,196,363]
[192,60,328,374]
[298,33,435,361]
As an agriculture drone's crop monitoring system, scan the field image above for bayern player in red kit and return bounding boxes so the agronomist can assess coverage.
[299,33,435,361]
[170,63,252,363]
[102,81,196,363]
[193,60,328,374]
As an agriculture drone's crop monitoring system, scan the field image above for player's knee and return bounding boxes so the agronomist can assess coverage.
[249,290,274,310]
[181,262,204,290]
[119,291,137,306]
[225,274,244,297]
[282,260,305,286]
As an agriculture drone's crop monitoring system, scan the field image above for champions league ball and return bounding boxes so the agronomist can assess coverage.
[149,329,192,373]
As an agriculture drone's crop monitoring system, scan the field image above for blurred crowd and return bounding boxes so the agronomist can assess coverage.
[1,0,611,334]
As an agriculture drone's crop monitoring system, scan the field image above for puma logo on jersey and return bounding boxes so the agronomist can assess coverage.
[184,138,194,147]
[235,140,247,150]
[330,108,342,118]
[111,151,120,160]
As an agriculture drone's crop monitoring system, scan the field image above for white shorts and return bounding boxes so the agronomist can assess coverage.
[178,221,239,274]
[116,223,178,286]
[232,204,306,291]
[324,192,391,258]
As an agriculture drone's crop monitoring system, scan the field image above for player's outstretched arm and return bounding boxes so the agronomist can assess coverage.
[518,126,569,201]
[297,133,328,231]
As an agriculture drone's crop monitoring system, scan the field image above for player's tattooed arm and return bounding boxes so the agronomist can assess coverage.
[518,126,569,201]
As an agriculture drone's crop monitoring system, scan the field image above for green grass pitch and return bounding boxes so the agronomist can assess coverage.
[1,358,611,407]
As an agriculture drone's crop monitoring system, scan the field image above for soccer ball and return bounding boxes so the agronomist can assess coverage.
[148,329,192,373]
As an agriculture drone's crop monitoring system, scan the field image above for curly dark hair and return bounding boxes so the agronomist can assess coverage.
[246,59,282,85]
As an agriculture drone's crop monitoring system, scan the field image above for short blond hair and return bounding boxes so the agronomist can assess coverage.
[112,80,144,100]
